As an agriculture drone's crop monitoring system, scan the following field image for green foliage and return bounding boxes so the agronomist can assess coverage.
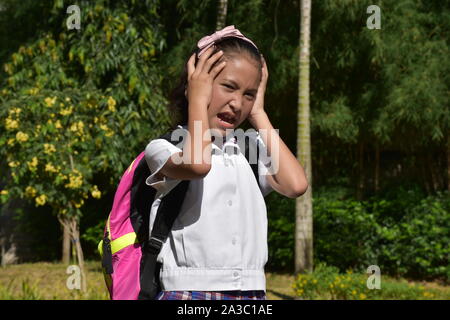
[315,188,450,282]
[314,193,379,271]
[266,186,449,282]
[311,0,449,149]
[293,262,449,300]
[372,190,450,280]
[266,192,295,271]
[0,0,170,221]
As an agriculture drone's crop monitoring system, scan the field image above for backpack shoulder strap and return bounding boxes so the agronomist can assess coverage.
[244,133,260,190]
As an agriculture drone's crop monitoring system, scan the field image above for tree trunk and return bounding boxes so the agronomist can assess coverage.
[420,154,431,195]
[447,134,450,192]
[295,0,313,274]
[58,214,87,292]
[374,142,380,193]
[216,0,228,30]
[62,223,71,264]
[427,154,439,193]
[356,141,364,200]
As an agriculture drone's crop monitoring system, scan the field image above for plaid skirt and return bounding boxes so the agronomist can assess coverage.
[156,290,266,300]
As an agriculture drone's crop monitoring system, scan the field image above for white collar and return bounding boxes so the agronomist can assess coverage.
[177,125,240,154]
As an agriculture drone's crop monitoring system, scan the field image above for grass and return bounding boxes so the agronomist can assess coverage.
[0,261,109,300]
[0,261,448,300]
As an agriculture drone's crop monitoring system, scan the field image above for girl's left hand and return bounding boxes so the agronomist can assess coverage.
[248,55,268,123]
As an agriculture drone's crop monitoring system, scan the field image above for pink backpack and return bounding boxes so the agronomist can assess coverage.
[98,131,190,300]
[98,130,260,300]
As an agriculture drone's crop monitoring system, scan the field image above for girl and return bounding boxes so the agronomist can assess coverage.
[144,25,308,300]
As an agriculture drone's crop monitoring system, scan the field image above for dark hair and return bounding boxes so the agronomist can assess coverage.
[166,36,262,129]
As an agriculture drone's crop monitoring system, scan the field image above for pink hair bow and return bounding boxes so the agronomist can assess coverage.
[197,25,258,57]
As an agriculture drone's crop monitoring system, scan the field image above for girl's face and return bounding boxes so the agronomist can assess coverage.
[207,54,261,136]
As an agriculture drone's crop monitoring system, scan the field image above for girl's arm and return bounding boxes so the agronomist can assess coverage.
[250,112,308,198]
[248,56,308,198]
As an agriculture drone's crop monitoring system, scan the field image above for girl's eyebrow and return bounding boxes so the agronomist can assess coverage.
[224,79,258,93]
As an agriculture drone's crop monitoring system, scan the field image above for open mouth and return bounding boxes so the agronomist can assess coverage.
[217,112,236,128]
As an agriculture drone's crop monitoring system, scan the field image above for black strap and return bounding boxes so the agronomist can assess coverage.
[244,134,260,190]
[137,180,190,300]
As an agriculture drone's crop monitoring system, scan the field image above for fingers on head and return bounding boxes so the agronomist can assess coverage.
[210,59,227,79]
[187,53,196,77]
[198,47,223,73]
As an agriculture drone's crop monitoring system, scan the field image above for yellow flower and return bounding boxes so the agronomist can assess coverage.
[55,120,62,129]
[0,190,9,195]
[28,88,39,95]
[65,171,83,189]
[27,157,38,170]
[8,161,20,167]
[45,96,57,107]
[60,106,73,116]
[69,121,84,134]
[9,107,21,115]
[313,279,318,284]
[35,194,47,206]
[107,96,116,112]
[25,186,37,198]
[352,290,357,295]
[5,118,19,130]
[359,293,366,300]
[7,138,15,146]
[45,163,57,173]
[74,199,84,208]
[91,185,102,199]
[44,143,56,154]
[16,131,29,142]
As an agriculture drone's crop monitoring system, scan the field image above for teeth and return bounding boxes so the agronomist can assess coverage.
[220,113,234,123]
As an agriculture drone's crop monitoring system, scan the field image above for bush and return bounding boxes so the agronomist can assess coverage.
[265,192,295,271]
[372,190,450,281]
[292,262,449,300]
[266,185,449,282]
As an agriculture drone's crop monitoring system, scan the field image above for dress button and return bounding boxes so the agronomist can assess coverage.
[228,200,232,206]
[233,271,239,277]
[232,238,237,245]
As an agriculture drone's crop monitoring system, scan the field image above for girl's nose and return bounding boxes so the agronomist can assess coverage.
[229,94,243,111]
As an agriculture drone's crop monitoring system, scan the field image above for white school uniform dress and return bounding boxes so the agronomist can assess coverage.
[144,125,274,292]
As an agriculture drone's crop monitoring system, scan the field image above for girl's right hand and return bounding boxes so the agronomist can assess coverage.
[186,47,226,107]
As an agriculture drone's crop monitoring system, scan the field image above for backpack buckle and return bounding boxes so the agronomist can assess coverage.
[145,237,164,255]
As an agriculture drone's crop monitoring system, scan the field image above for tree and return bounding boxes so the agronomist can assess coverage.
[216,0,228,30]
[296,0,313,274]
[0,0,169,291]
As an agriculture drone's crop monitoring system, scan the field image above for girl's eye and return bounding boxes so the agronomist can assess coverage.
[223,84,254,99]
